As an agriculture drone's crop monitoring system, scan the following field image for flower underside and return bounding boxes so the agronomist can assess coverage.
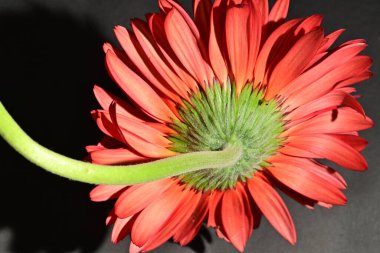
[170,80,284,191]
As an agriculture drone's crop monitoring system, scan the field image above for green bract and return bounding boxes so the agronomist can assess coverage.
[170,80,285,191]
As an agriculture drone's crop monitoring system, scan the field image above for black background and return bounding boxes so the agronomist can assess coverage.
[0,0,379,252]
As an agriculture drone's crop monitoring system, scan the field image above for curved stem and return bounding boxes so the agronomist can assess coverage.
[0,102,243,185]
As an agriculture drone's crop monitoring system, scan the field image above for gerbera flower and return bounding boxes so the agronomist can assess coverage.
[84,0,373,252]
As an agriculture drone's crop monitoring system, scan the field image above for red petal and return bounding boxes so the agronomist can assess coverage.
[130,21,192,100]
[103,110,171,146]
[111,216,134,243]
[129,242,141,253]
[253,18,301,88]
[284,56,372,108]
[207,190,223,227]
[148,13,199,93]
[280,40,367,99]
[236,182,254,237]
[266,161,347,205]
[141,189,200,251]
[193,0,212,46]
[336,70,373,89]
[294,15,323,35]
[283,108,373,137]
[89,148,148,165]
[279,145,319,158]
[248,173,296,244]
[221,188,250,252]
[131,183,185,247]
[286,134,368,171]
[92,110,176,158]
[105,50,176,122]
[285,90,346,120]
[93,85,145,121]
[271,155,347,190]
[317,29,345,53]
[246,1,262,85]
[114,26,183,103]
[266,28,324,99]
[165,9,214,86]
[330,134,368,152]
[115,179,172,218]
[270,175,317,209]
[174,193,209,245]
[209,0,228,83]
[253,0,269,40]
[90,185,128,202]
[268,0,289,23]
[106,209,117,225]
[225,3,250,92]
[159,0,201,41]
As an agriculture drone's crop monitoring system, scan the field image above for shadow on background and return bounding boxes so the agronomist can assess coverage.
[0,3,210,253]
[0,4,112,253]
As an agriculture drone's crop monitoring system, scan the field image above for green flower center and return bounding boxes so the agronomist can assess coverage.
[169,80,284,191]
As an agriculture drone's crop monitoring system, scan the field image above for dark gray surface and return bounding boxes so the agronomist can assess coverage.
[0,0,379,252]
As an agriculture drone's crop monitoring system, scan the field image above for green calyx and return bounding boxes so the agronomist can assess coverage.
[169,80,285,191]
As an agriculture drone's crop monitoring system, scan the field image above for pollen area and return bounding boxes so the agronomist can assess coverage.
[169,80,284,191]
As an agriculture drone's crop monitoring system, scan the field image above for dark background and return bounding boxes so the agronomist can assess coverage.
[0,0,379,252]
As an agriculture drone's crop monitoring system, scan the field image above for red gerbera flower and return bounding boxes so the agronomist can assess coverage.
[86,0,373,252]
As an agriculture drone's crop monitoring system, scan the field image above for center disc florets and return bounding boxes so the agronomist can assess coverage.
[169,80,284,191]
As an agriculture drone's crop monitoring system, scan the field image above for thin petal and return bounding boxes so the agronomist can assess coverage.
[268,0,289,23]
[225,3,250,92]
[89,148,148,165]
[115,179,172,218]
[266,161,347,205]
[148,13,200,93]
[221,188,250,252]
[207,190,223,227]
[159,0,201,41]
[130,21,191,100]
[92,110,175,158]
[101,110,172,147]
[131,182,185,247]
[285,90,347,120]
[294,14,323,35]
[141,189,200,251]
[90,185,128,202]
[105,50,176,122]
[280,40,367,99]
[165,9,214,86]
[317,29,345,53]
[114,26,183,103]
[174,193,209,245]
[271,156,347,190]
[193,0,212,46]
[336,70,373,89]
[209,0,228,83]
[331,134,368,152]
[284,56,372,108]
[266,28,324,99]
[285,134,368,171]
[283,108,373,137]
[253,18,301,88]
[248,173,296,244]
[129,242,141,253]
[111,216,134,243]
[93,85,145,121]
[246,1,262,83]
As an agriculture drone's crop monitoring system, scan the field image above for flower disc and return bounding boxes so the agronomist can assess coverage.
[170,80,284,191]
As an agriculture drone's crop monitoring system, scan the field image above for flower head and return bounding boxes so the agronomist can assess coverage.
[87,0,373,252]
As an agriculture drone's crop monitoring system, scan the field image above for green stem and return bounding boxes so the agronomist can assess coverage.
[0,102,242,185]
